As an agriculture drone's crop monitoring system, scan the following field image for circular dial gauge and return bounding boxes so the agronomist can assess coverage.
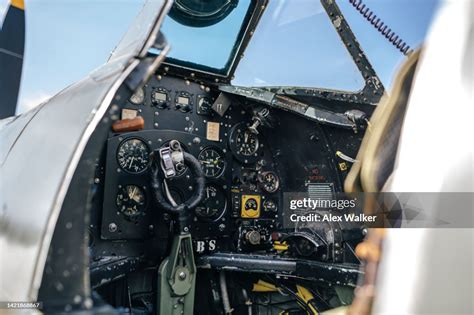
[258,171,280,193]
[244,197,258,211]
[151,88,169,108]
[129,87,145,104]
[229,123,262,164]
[195,185,227,220]
[235,129,259,156]
[117,138,150,174]
[116,185,146,218]
[197,96,213,115]
[198,148,225,178]
[263,199,278,212]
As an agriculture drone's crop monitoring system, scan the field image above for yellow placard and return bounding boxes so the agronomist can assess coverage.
[241,195,261,218]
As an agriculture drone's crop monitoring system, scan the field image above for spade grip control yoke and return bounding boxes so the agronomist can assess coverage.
[151,140,205,220]
[152,140,200,314]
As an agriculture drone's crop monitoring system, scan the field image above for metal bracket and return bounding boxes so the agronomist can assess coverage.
[219,85,357,130]
[262,0,386,106]
[157,233,197,315]
[126,31,170,93]
[248,107,271,134]
[319,0,385,103]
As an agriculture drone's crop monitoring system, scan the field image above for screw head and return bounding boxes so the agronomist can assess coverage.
[178,271,186,280]
[108,223,117,233]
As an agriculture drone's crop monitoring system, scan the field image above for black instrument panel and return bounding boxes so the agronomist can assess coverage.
[100,74,344,255]
[102,130,237,239]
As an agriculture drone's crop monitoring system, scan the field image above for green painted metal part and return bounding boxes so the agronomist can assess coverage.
[157,233,196,315]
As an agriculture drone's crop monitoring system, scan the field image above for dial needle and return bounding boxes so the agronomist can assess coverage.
[131,187,137,201]
[129,157,135,169]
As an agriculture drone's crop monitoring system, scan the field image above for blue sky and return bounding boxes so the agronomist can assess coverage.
[0,0,439,114]
[1,0,144,113]
[234,0,440,90]
[338,0,440,89]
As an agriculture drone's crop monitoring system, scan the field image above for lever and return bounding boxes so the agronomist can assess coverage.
[151,140,204,315]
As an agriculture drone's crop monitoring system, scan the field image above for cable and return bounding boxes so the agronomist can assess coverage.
[336,151,358,163]
[365,118,373,132]
[219,271,233,314]
[258,276,320,315]
[296,285,320,314]
[348,0,413,55]
[241,288,252,315]
[277,283,316,315]
[163,179,178,207]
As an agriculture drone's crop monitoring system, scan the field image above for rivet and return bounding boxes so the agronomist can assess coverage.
[108,223,117,232]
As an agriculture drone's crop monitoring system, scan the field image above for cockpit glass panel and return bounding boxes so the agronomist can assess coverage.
[232,0,365,91]
[161,0,254,75]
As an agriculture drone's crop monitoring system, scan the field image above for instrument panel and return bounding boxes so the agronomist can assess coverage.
[99,74,345,256]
